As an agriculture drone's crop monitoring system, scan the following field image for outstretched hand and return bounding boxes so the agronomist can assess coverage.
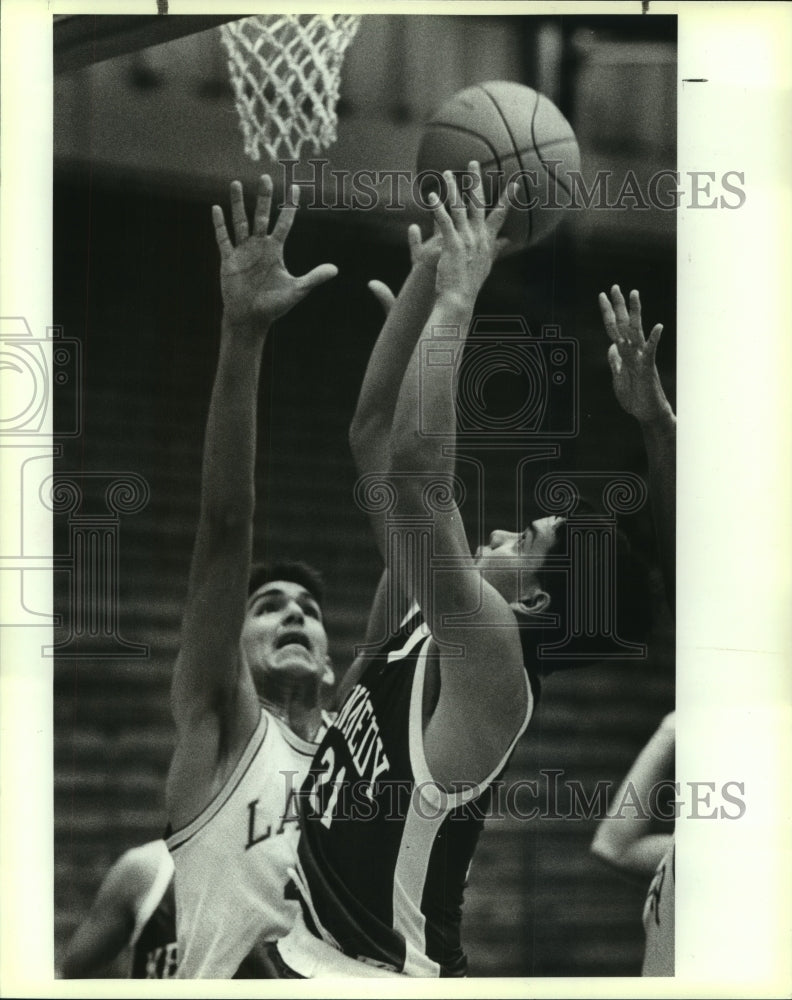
[365,221,444,318]
[428,162,511,308]
[598,285,672,423]
[367,185,514,320]
[408,222,443,270]
[213,175,338,331]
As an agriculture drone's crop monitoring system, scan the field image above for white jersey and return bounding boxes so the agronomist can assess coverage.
[642,838,674,976]
[167,708,327,978]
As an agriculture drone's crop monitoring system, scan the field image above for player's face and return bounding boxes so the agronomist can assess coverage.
[240,580,331,686]
[474,516,565,603]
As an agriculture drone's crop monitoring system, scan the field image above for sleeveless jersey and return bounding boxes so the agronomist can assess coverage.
[642,838,675,976]
[128,841,177,979]
[281,605,532,977]
[167,707,328,978]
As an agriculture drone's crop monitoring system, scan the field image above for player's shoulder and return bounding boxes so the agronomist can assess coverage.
[426,581,530,754]
[100,840,171,911]
[434,577,523,660]
[121,840,172,883]
[266,708,327,758]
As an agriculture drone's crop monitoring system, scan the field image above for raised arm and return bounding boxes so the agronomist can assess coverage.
[167,177,337,827]
[591,712,675,878]
[340,230,444,700]
[349,225,443,562]
[61,842,165,978]
[388,168,528,787]
[599,286,676,612]
[348,181,487,672]
[390,167,509,563]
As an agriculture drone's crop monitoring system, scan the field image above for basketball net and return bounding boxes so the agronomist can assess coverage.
[219,14,361,162]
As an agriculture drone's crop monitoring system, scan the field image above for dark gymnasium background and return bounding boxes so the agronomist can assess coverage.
[53,13,676,977]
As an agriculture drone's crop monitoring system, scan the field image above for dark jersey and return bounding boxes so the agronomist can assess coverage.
[129,878,178,979]
[642,839,675,976]
[292,605,531,977]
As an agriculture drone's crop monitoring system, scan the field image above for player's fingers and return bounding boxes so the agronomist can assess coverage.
[297,263,338,294]
[610,284,630,330]
[229,180,249,242]
[628,289,644,343]
[467,161,486,225]
[271,184,300,243]
[427,191,457,243]
[607,342,623,375]
[646,324,664,356]
[443,170,471,236]
[407,223,423,261]
[485,180,512,239]
[598,291,620,342]
[212,205,232,258]
[368,279,396,316]
[253,174,273,236]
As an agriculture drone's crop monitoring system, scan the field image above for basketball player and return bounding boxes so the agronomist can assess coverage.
[165,175,338,977]
[591,283,676,976]
[598,284,676,615]
[272,166,651,977]
[591,712,675,976]
[61,839,177,979]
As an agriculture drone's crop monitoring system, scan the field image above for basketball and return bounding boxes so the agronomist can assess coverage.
[416,80,580,249]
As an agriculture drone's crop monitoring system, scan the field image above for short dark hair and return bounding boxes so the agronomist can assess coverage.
[519,507,654,677]
[247,560,325,606]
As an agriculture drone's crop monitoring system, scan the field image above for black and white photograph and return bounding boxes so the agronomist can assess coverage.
[0,1,790,995]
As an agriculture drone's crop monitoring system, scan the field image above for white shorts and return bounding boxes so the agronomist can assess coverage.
[277,910,403,979]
